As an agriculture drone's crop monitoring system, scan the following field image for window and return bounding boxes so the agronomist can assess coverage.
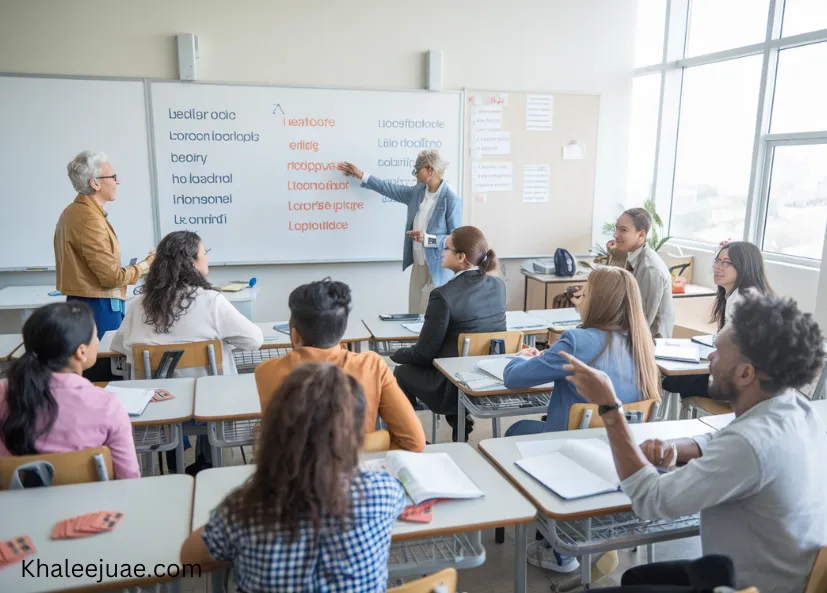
[627,74,662,205]
[635,0,667,67]
[686,0,770,56]
[671,56,763,244]
[771,41,827,133]
[782,0,827,37]
[762,143,827,260]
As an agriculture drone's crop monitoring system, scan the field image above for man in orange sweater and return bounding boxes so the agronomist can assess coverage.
[255,279,426,452]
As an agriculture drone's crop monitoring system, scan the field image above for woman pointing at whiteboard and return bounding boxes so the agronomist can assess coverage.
[338,150,462,314]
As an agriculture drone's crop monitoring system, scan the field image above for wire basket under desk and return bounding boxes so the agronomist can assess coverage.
[387,531,486,580]
[232,348,291,373]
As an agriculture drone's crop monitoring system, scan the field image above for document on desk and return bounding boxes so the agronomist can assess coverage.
[476,357,514,382]
[516,438,620,499]
[361,451,484,505]
[655,339,700,363]
[506,311,548,330]
[401,322,424,334]
[455,370,503,391]
[104,386,154,417]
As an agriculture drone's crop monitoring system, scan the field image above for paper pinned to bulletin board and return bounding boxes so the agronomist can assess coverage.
[463,89,600,258]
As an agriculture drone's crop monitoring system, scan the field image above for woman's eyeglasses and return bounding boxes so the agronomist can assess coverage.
[712,258,733,269]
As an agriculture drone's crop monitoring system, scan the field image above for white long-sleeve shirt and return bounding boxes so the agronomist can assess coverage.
[111,288,263,378]
[621,391,827,593]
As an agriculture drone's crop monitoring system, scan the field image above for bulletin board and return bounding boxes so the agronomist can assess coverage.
[463,90,600,258]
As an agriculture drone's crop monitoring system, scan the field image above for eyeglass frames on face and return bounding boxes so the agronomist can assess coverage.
[95,174,118,182]
[712,258,733,269]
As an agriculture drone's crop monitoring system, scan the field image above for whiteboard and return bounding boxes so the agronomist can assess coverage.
[0,76,156,269]
[149,82,462,264]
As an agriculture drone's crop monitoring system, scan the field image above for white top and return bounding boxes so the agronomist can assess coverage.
[622,392,827,593]
[412,186,440,266]
[479,420,713,519]
[723,287,747,328]
[194,373,261,421]
[0,475,193,593]
[191,443,536,535]
[116,378,195,424]
[0,333,22,361]
[111,288,264,378]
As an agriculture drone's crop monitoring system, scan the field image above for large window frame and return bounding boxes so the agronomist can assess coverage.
[634,0,827,266]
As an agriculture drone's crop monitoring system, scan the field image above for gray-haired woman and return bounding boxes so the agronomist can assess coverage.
[338,150,462,314]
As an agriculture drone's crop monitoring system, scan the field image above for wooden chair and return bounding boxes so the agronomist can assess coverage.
[806,546,827,593]
[567,399,659,430]
[387,568,457,593]
[363,430,391,453]
[0,446,113,490]
[680,396,731,419]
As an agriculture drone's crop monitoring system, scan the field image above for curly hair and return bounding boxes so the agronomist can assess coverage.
[139,231,212,333]
[730,293,824,392]
[225,363,366,541]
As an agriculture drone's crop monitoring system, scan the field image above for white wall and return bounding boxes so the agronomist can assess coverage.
[0,0,636,328]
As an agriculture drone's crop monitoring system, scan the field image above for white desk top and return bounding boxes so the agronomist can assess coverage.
[656,339,715,377]
[194,373,261,421]
[675,284,717,299]
[527,308,581,325]
[115,378,196,426]
[0,285,65,310]
[479,420,713,520]
[362,317,422,341]
[505,311,551,335]
[257,319,371,347]
[699,413,735,431]
[0,333,23,361]
[192,443,536,539]
[0,474,193,593]
[433,354,554,396]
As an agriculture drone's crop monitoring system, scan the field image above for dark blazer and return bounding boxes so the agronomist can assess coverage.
[391,269,507,415]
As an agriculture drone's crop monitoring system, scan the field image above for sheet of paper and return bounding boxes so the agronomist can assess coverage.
[401,322,424,333]
[563,142,585,160]
[523,164,550,202]
[104,386,155,417]
[472,162,513,192]
[526,94,554,131]
[455,371,503,391]
[471,131,511,155]
[471,106,503,133]
[517,439,564,458]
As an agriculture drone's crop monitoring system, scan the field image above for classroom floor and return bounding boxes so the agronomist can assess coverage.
[173,411,702,593]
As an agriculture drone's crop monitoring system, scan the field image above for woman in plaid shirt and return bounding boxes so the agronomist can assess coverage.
[180,363,407,592]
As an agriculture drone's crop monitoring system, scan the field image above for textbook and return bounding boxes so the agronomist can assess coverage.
[691,334,716,348]
[360,451,484,505]
[654,339,700,363]
[104,386,155,417]
[515,438,621,500]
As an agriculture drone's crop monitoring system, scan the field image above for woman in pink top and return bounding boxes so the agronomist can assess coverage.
[0,302,139,479]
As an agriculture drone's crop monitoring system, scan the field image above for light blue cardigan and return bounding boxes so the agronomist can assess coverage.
[361,176,462,287]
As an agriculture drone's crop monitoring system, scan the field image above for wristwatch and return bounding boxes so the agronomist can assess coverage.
[598,401,624,416]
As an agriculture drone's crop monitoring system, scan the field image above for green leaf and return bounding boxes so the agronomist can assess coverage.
[602,221,616,235]
[655,236,672,251]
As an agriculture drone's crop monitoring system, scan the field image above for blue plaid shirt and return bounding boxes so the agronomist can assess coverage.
[202,471,406,593]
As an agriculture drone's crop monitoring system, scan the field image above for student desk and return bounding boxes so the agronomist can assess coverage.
[504,311,551,348]
[433,355,553,441]
[255,319,371,351]
[0,333,23,362]
[655,340,715,421]
[194,374,261,467]
[701,400,827,432]
[521,269,590,311]
[479,420,713,587]
[0,474,193,593]
[192,443,536,593]
[118,378,196,475]
[0,285,65,325]
[363,317,421,355]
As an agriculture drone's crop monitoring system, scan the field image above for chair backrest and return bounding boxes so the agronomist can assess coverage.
[457,331,524,357]
[0,446,114,490]
[132,340,223,379]
[567,399,658,430]
[806,546,827,593]
[363,430,391,453]
[387,568,457,593]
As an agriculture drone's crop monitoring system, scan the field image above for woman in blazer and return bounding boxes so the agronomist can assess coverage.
[338,150,462,314]
[391,226,506,441]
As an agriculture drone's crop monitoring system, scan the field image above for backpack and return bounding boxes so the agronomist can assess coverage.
[553,248,576,277]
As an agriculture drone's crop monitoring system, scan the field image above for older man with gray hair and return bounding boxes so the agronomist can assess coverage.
[338,150,462,314]
[54,151,154,339]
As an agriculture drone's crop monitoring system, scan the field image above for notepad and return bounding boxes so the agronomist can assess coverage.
[515,438,621,500]
[655,339,700,363]
[476,357,514,381]
[402,322,424,333]
[361,451,484,505]
[104,386,155,417]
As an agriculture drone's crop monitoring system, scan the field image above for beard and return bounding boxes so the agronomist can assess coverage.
[708,373,738,402]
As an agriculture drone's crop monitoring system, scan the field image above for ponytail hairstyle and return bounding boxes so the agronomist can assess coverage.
[288,278,353,348]
[579,267,661,401]
[450,226,499,275]
[1,301,96,455]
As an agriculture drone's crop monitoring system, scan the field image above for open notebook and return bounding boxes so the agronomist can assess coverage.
[361,451,484,505]
[476,357,514,382]
[655,339,700,363]
[104,386,154,417]
[515,438,621,500]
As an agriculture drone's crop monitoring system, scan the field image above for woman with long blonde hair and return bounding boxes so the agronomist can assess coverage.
[502,266,660,573]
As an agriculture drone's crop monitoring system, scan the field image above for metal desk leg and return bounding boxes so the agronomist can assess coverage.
[514,523,527,593]
[581,516,593,587]
[526,334,536,348]
[647,543,655,563]
[524,276,528,311]
[353,341,362,353]
[175,423,185,474]
[457,395,467,443]
[209,422,224,468]
[211,568,226,593]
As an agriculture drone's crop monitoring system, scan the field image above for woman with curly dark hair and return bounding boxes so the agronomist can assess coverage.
[180,363,406,592]
[112,231,263,378]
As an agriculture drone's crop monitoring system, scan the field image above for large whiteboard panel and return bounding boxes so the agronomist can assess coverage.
[0,76,156,269]
[150,82,462,264]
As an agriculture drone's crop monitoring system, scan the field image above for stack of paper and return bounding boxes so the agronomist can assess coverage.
[104,386,155,417]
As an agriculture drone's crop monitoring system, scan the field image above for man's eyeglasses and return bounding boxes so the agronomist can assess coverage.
[411,167,422,176]
[96,174,118,182]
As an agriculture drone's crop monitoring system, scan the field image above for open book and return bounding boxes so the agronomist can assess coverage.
[515,438,621,500]
[104,386,154,417]
[655,339,700,363]
[361,451,484,505]
[476,357,514,382]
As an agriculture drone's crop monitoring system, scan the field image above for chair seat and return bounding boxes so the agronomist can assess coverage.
[683,396,731,416]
